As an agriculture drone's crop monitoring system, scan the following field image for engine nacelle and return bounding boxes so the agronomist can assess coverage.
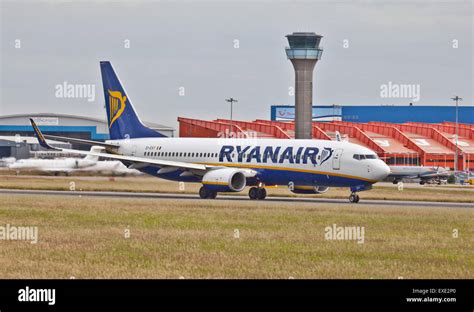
[202,168,247,192]
[290,185,330,194]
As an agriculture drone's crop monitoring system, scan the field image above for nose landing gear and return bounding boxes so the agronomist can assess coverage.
[349,192,360,203]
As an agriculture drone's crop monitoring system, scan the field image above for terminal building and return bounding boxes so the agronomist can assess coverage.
[178,104,474,171]
[0,113,174,159]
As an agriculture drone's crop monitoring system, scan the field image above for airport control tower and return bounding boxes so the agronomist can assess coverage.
[285,32,323,139]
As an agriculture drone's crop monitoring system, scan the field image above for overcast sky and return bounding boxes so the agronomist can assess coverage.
[1,0,472,129]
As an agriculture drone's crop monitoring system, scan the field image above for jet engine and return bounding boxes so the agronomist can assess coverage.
[202,168,247,192]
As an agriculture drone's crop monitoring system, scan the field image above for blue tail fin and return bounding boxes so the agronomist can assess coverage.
[100,61,166,140]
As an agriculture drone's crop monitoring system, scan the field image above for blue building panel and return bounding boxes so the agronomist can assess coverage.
[271,105,342,121]
[271,105,474,124]
[341,106,474,123]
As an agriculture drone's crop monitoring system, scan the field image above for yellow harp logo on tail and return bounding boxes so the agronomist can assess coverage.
[108,90,127,128]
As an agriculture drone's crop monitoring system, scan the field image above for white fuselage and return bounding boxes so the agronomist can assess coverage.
[388,165,450,179]
[109,137,390,187]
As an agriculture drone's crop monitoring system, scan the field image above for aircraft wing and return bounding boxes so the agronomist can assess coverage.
[43,134,119,148]
[30,119,256,176]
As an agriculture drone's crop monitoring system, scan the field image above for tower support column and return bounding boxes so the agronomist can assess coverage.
[292,59,317,139]
[285,32,323,140]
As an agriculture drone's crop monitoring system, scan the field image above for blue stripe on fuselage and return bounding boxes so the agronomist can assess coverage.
[138,165,371,188]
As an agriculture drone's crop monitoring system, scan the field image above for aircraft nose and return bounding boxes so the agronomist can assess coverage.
[375,161,391,180]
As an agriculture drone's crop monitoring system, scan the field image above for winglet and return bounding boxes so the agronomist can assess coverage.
[29,118,57,150]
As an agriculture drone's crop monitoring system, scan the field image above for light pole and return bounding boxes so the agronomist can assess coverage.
[225,97,238,124]
[451,95,462,173]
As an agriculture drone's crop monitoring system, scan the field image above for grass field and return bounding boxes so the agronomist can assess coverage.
[0,174,473,202]
[0,194,472,278]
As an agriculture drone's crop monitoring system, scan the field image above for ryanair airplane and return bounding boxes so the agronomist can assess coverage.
[30,61,390,203]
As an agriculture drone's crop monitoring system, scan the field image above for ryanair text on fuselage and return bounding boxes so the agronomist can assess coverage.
[145,145,335,165]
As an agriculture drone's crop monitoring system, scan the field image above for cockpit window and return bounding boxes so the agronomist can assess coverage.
[353,154,378,160]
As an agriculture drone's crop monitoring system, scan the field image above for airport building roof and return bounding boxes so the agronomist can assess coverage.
[0,113,174,131]
[0,113,175,145]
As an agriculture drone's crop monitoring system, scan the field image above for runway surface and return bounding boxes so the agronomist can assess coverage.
[1,188,473,209]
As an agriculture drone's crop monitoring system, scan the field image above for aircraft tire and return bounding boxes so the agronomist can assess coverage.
[208,191,217,199]
[349,194,360,203]
[249,187,258,200]
[199,186,211,199]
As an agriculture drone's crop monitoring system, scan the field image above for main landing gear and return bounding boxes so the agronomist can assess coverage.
[249,187,266,200]
[349,192,360,203]
[199,186,217,199]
